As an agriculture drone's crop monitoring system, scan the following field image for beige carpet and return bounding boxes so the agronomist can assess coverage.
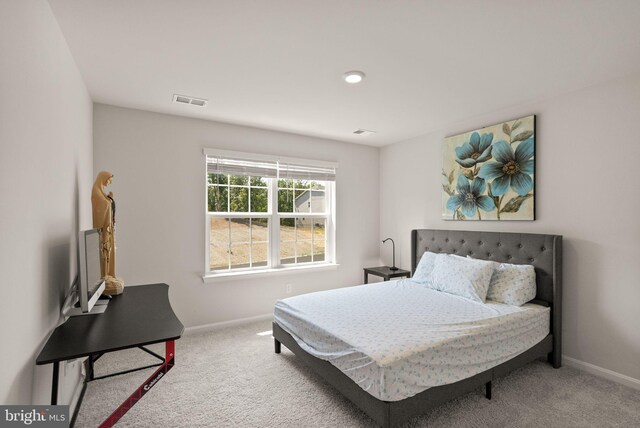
[74,320,640,427]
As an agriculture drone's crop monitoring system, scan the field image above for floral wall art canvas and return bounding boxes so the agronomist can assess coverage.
[442,115,535,221]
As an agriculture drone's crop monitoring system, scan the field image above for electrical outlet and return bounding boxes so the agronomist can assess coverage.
[285,284,292,294]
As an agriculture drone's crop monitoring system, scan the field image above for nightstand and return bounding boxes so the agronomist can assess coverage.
[363,266,411,284]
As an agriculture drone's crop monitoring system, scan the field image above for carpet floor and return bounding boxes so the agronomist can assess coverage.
[74,320,640,427]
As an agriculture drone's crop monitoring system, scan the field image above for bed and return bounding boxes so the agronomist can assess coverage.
[272,229,562,427]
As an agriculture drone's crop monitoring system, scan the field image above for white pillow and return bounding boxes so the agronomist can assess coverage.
[430,253,496,303]
[486,263,537,306]
[412,251,438,284]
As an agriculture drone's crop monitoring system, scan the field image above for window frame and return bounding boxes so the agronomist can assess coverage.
[204,149,337,279]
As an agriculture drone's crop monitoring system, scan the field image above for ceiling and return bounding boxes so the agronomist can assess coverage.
[48,0,640,146]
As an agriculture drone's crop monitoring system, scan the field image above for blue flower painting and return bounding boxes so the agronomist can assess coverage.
[455,132,494,168]
[446,176,495,219]
[442,115,535,220]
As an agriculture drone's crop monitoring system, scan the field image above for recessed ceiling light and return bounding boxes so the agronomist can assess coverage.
[353,129,376,136]
[343,71,365,84]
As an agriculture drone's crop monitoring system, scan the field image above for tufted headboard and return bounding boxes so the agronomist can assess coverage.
[411,229,563,366]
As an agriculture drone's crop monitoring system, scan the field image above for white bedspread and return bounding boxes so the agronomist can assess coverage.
[274,279,549,401]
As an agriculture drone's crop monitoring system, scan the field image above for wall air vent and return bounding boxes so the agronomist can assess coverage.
[353,129,376,136]
[172,94,208,107]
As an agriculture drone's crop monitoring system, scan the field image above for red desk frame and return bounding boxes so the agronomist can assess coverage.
[98,340,175,428]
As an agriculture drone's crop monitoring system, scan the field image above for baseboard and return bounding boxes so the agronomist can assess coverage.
[564,356,640,390]
[184,313,273,336]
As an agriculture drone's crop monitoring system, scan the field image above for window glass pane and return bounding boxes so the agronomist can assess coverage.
[279,218,296,264]
[294,190,325,213]
[294,190,310,213]
[210,246,229,270]
[210,217,229,270]
[250,176,267,187]
[313,219,326,261]
[229,175,248,186]
[230,243,250,269]
[293,179,310,189]
[251,218,269,243]
[251,242,268,267]
[280,241,295,264]
[278,179,293,189]
[229,187,248,212]
[208,173,228,185]
[309,181,325,191]
[279,218,296,240]
[278,189,294,213]
[250,188,268,212]
[208,186,228,212]
[296,241,312,263]
[309,190,326,213]
[296,220,312,240]
[230,218,251,243]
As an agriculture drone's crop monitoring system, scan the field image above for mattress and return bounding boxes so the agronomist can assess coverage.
[273,279,550,401]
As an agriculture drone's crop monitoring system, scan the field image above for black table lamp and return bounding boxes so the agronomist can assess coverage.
[382,238,399,271]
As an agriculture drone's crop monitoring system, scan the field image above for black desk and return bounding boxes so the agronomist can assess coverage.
[36,283,184,427]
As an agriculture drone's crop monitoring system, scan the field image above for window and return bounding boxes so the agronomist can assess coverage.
[205,149,336,275]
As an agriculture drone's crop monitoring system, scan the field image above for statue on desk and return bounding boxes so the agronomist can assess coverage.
[92,171,124,295]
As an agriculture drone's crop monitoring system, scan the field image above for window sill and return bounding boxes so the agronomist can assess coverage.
[202,263,340,283]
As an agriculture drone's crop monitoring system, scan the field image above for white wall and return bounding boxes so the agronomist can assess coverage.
[0,1,93,404]
[380,73,640,383]
[93,104,380,328]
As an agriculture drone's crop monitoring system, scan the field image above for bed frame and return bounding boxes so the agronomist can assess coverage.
[273,229,562,427]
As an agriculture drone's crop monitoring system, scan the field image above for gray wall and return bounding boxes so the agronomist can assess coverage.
[0,0,93,404]
[379,73,640,384]
[92,104,380,328]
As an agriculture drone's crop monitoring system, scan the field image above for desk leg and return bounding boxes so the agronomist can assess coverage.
[51,362,59,405]
[87,354,94,381]
[99,340,176,428]
[364,272,368,284]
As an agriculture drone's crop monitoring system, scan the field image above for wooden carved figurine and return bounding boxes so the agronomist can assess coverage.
[91,171,124,295]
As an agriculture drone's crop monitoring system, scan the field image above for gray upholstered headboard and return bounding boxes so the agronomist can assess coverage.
[411,229,563,366]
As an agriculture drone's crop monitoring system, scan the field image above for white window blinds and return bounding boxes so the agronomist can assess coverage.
[207,156,278,178]
[206,153,336,181]
[278,162,336,181]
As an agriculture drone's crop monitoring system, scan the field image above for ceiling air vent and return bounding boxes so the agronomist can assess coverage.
[172,94,208,107]
[353,129,376,136]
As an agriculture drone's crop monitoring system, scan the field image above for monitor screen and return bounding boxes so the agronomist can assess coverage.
[78,229,105,313]
[84,231,103,295]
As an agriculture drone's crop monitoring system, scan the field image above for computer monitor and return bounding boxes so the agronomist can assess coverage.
[78,228,106,313]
